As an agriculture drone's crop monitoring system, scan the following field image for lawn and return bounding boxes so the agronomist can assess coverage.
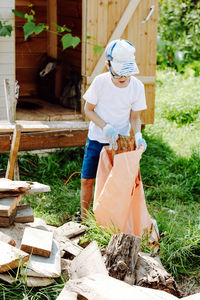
[0,68,199,297]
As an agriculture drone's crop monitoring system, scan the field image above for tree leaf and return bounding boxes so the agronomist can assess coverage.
[12,9,25,18]
[93,44,104,54]
[34,24,45,35]
[23,21,36,40]
[61,33,73,50]
[0,22,13,37]
[71,36,80,48]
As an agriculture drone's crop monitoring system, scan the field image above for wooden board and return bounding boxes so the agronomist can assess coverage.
[0,197,19,217]
[20,227,53,257]
[14,205,34,223]
[0,207,17,227]
[54,221,87,239]
[0,240,29,272]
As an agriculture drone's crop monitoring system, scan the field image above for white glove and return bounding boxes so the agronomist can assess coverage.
[135,132,147,152]
[103,124,119,150]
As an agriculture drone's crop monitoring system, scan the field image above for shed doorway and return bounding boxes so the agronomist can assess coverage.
[15,0,83,121]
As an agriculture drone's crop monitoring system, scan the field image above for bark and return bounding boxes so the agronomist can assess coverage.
[135,252,183,298]
[104,233,141,285]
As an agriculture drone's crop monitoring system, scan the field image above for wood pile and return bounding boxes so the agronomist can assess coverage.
[57,235,199,300]
[0,178,199,298]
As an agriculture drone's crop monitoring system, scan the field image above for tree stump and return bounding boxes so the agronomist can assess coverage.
[104,233,141,285]
[135,252,183,298]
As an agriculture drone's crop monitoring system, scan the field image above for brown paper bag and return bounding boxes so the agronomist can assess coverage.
[93,137,159,243]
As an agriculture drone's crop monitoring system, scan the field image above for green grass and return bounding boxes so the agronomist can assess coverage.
[0,68,199,295]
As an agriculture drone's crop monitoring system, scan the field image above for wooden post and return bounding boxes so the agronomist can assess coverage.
[5,124,22,180]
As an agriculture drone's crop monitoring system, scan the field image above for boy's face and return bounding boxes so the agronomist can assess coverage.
[106,61,131,88]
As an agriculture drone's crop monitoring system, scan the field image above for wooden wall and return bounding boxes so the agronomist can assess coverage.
[15,0,48,97]
[0,0,15,120]
[57,0,82,76]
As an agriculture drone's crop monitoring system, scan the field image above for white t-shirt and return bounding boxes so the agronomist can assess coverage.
[83,72,147,143]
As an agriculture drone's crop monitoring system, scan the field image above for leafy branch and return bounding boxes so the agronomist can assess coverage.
[12,6,80,50]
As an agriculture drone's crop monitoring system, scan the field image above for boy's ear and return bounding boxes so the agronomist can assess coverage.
[105,60,109,70]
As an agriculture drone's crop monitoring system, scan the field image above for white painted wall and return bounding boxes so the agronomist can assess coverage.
[0,0,15,120]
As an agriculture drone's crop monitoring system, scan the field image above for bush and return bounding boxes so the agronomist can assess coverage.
[158,0,200,71]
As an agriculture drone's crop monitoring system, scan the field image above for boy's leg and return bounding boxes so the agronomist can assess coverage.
[81,178,95,219]
[81,138,108,220]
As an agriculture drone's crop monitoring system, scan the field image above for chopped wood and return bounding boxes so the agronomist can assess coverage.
[26,239,61,278]
[61,258,72,280]
[25,181,51,194]
[20,227,53,258]
[54,221,87,239]
[56,284,78,300]
[65,273,179,300]
[0,273,15,284]
[70,241,108,280]
[0,273,54,287]
[0,240,29,273]
[0,207,17,227]
[14,205,34,223]
[0,178,31,193]
[0,231,16,246]
[24,276,55,287]
[54,230,83,258]
[104,233,141,285]
[0,179,50,197]
[0,197,19,217]
[135,252,183,298]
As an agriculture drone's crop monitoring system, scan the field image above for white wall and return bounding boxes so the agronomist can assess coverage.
[0,0,15,120]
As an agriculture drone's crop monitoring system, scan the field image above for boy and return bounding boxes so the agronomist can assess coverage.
[81,39,147,219]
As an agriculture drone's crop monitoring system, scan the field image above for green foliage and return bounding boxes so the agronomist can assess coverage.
[0,20,12,37]
[61,33,80,50]
[12,8,80,50]
[158,0,200,70]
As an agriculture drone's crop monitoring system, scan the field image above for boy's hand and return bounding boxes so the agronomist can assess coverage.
[135,132,147,152]
[103,124,119,150]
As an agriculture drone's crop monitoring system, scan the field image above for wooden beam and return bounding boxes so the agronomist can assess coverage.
[87,0,141,84]
[0,121,89,133]
[5,124,22,180]
[0,129,88,152]
[135,76,155,84]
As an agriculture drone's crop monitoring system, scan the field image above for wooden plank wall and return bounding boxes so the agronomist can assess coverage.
[0,0,15,120]
[57,0,82,76]
[122,0,158,124]
[15,0,48,97]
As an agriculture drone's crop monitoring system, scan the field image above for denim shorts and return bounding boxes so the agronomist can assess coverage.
[81,138,109,179]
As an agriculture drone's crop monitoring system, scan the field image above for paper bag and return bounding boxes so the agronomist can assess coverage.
[93,137,159,242]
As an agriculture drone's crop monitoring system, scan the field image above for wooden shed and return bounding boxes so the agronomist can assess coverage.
[0,0,158,149]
